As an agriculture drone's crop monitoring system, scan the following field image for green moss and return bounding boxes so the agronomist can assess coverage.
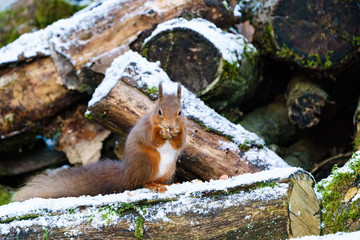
[96,202,146,239]
[84,111,93,120]
[0,185,12,206]
[0,0,88,48]
[315,152,360,234]
[276,43,334,69]
[352,36,360,47]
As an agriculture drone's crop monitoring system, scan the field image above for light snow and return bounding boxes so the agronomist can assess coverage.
[0,167,299,235]
[290,231,360,240]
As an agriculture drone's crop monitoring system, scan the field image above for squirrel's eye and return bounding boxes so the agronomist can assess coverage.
[158,109,162,116]
[178,110,182,116]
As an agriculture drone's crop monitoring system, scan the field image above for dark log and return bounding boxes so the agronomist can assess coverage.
[240,101,297,145]
[86,51,288,181]
[142,18,260,110]
[0,147,67,177]
[0,168,321,239]
[285,74,329,128]
[235,0,360,72]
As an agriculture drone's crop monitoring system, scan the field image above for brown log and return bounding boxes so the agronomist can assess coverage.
[234,0,360,73]
[86,51,288,181]
[0,168,321,239]
[285,73,329,128]
[0,57,83,137]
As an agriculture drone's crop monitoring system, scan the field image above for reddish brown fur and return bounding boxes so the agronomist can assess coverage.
[13,82,187,202]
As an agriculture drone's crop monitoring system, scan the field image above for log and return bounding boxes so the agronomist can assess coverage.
[315,151,360,234]
[142,18,260,110]
[55,105,111,165]
[0,147,67,177]
[239,101,297,145]
[86,51,288,181]
[234,0,360,72]
[0,168,321,239]
[0,0,232,138]
[0,57,83,137]
[285,74,329,128]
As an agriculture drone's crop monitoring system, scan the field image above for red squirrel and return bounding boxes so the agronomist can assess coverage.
[13,82,187,202]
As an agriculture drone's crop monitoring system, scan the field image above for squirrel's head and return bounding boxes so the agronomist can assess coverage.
[152,82,185,139]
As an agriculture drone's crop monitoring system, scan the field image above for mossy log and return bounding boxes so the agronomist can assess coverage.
[239,101,297,145]
[0,0,232,138]
[142,18,260,111]
[86,51,288,181]
[0,168,320,239]
[285,74,329,128]
[315,151,360,234]
[235,0,360,72]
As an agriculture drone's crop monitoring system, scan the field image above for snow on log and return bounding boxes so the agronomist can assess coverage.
[86,51,288,181]
[142,18,260,110]
[285,74,329,128]
[0,0,230,138]
[0,167,320,239]
[234,0,360,72]
[315,151,360,234]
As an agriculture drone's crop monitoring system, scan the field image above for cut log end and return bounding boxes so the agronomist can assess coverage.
[287,171,321,238]
[143,28,222,93]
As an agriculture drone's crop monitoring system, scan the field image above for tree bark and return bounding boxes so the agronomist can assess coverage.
[142,18,260,111]
[235,0,360,73]
[0,168,320,239]
[285,73,329,128]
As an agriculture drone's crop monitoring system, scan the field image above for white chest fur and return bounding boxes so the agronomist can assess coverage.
[156,141,177,179]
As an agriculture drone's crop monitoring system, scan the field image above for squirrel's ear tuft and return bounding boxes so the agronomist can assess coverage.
[158,81,163,100]
[177,83,181,102]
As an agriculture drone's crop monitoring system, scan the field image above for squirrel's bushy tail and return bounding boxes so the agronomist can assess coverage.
[13,160,126,202]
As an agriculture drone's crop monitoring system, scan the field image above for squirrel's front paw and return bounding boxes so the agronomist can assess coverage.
[145,183,168,193]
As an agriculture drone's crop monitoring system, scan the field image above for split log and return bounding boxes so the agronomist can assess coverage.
[142,18,260,110]
[55,105,111,165]
[86,51,288,181]
[0,0,232,138]
[0,168,320,239]
[234,0,360,72]
[285,74,329,128]
[315,151,360,234]
[240,101,297,145]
